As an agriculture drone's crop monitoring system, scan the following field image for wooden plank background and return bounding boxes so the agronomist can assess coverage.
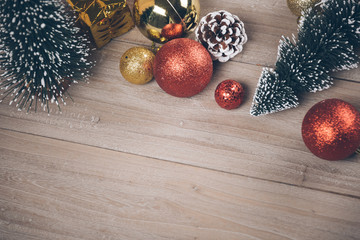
[1,0,359,239]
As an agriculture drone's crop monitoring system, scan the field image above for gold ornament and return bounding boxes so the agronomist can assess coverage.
[287,0,320,17]
[67,0,135,48]
[120,47,155,85]
[133,0,200,44]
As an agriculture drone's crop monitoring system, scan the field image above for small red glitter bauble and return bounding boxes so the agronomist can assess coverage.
[215,80,245,110]
[302,99,360,161]
[161,23,184,40]
[153,38,213,98]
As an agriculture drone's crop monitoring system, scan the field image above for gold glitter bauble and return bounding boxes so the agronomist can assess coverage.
[120,47,155,85]
[287,0,320,17]
[134,0,200,44]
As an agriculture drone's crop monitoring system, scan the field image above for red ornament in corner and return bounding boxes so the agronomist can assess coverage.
[302,99,360,161]
[215,80,245,110]
[153,38,213,98]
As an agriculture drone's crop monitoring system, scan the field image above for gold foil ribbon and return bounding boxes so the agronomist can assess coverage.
[67,0,134,48]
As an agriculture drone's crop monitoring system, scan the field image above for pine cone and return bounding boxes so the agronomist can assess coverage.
[195,10,247,63]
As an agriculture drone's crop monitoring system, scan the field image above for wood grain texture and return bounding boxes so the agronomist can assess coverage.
[0,0,360,239]
[1,129,360,240]
[0,43,359,197]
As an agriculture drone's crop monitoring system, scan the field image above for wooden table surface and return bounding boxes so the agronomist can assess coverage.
[1,0,360,239]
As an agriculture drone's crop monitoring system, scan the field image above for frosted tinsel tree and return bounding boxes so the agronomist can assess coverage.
[0,0,94,112]
[250,0,360,116]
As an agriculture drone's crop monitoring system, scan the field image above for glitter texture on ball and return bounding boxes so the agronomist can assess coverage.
[302,99,360,161]
[215,80,245,110]
[120,47,155,85]
[153,38,213,98]
[287,0,320,17]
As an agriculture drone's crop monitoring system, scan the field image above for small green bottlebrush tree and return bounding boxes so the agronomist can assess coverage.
[0,0,94,112]
[250,0,360,116]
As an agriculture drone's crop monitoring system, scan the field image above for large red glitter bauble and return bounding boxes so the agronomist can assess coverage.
[302,99,360,161]
[215,80,245,110]
[153,38,213,97]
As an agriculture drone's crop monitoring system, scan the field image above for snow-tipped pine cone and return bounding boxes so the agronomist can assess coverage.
[195,10,247,63]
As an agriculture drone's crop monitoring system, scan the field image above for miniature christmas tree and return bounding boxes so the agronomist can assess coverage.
[250,0,360,116]
[0,0,94,112]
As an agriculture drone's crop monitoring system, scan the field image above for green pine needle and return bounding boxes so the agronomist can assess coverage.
[0,0,95,113]
[250,0,360,116]
[250,68,299,116]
